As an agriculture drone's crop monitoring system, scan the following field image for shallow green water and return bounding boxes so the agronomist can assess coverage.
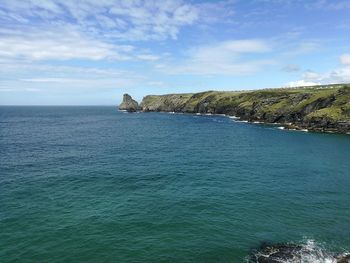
[0,106,349,262]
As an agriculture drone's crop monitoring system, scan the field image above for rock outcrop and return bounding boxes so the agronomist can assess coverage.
[248,243,350,263]
[118,94,140,112]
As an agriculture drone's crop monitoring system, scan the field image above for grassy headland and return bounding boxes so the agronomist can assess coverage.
[139,84,350,133]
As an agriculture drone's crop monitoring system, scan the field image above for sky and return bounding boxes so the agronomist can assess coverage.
[0,0,350,105]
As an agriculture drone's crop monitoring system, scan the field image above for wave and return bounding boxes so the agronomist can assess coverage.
[248,239,349,263]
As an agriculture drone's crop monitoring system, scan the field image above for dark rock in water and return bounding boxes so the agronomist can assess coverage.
[249,242,349,262]
[338,254,350,263]
[249,243,306,263]
[119,94,140,112]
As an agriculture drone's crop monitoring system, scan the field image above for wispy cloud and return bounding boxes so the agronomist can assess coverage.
[282,64,301,72]
[286,80,320,87]
[0,0,199,41]
[306,0,350,10]
[0,27,133,61]
[340,54,350,65]
[136,54,161,61]
[0,62,145,95]
[288,65,350,87]
[159,39,274,75]
[20,78,84,83]
[281,41,321,57]
[194,0,236,24]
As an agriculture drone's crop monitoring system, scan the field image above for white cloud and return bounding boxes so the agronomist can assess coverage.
[328,67,350,82]
[194,0,236,24]
[282,41,321,57]
[0,61,145,94]
[146,81,168,88]
[136,54,160,61]
[24,88,41,92]
[0,87,15,92]
[161,39,273,75]
[286,80,320,87]
[303,71,321,80]
[303,68,350,83]
[288,65,350,86]
[21,78,82,83]
[0,61,130,77]
[0,27,133,61]
[0,0,199,41]
[340,54,350,65]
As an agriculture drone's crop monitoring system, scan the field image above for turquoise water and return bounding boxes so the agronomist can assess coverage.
[1,106,349,262]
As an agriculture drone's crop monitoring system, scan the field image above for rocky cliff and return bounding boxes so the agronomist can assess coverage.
[128,84,350,133]
[118,93,140,112]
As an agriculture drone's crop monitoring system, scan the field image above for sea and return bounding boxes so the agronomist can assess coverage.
[1,106,349,262]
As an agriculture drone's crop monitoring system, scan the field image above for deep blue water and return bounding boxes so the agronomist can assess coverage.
[0,106,349,262]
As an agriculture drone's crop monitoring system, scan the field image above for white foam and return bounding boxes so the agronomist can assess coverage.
[291,240,338,263]
[277,126,285,130]
[250,239,345,263]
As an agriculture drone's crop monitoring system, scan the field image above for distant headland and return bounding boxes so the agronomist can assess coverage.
[119,83,350,134]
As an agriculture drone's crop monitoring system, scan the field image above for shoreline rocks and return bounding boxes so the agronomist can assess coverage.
[248,242,350,263]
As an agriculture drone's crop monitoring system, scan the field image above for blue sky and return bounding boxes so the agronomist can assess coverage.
[0,0,350,105]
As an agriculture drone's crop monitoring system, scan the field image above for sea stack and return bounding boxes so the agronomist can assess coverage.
[119,94,140,112]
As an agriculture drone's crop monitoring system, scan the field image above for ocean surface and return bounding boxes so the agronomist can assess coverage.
[1,106,349,262]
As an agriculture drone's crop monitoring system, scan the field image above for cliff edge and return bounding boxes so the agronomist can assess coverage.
[123,84,350,133]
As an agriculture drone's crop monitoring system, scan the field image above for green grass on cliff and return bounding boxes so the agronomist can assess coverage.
[304,85,350,121]
[306,107,343,121]
[140,84,350,125]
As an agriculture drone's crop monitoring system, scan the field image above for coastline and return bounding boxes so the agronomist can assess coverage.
[119,109,350,135]
[118,84,350,134]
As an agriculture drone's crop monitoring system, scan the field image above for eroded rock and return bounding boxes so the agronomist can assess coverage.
[119,94,140,112]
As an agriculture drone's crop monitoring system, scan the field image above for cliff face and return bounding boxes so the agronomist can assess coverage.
[119,94,140,112]
[139,84,350,133]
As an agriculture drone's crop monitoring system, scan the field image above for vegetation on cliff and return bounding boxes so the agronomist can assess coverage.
[139,84,350,133]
